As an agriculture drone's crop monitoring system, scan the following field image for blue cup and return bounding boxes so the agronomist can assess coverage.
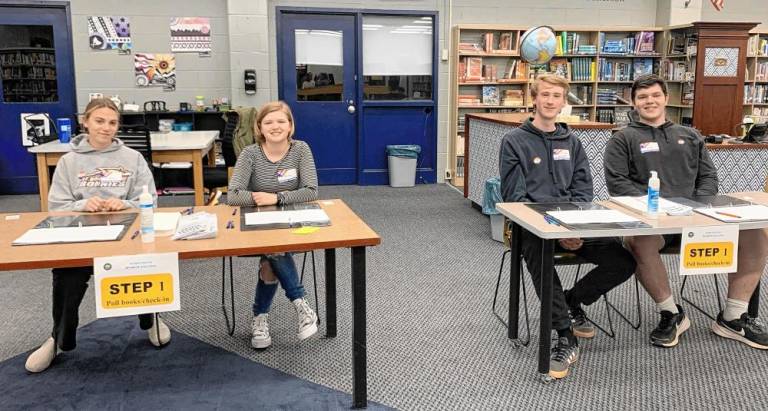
[56,118,72,143]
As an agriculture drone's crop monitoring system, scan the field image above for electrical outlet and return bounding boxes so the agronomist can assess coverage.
[445,169,453,179]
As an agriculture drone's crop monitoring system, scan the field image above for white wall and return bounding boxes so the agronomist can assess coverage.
[69,0,231,111]
[700,0,768,31]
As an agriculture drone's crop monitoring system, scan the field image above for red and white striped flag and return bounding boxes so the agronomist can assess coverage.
[711,0,724,11]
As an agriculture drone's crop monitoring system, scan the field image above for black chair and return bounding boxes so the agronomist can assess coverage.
[220,251,320,336]
[203,112,238,192]
[492,220,642,343]
[117,125,152,166]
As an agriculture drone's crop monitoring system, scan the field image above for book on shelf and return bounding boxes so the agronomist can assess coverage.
[483,32,495,53]
[632,58,654,78]
[549,58,570,79]
[482,64,498,81]
[502,89,524,107]
[482,85,500,105]
[458,42,482,53]
[497,32,517,52]
[465,57,483,81]
[458,94,481,105]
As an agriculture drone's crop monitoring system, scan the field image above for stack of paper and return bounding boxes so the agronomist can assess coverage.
[546,209,641,225]
[610,196,693,216]
[172,212,218,240]
[694,205,768,223]
[13,225,125,245]
[245,209,330,227]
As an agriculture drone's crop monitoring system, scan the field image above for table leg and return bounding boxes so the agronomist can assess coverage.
[206,145,217,166]
[192,151,204,206]
[749,278,760,318]
[538,238,555,380]
[324,248,337,338]
[36,154,50,212]
[508,221,522,340]
[351,246,367,409]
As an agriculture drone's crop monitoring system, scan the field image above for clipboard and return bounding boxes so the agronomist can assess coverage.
[525,202,651,230]
[239,203,331,231]
[13,213,137,246]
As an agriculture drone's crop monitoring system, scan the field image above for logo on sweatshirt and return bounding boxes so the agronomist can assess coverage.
[77,166,133,188]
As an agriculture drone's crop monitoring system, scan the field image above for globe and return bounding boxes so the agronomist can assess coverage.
[519,26,557,65]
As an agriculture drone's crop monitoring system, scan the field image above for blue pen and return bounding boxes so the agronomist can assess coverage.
[544,215,560,226]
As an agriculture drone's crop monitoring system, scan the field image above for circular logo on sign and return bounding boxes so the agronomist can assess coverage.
[533,157,541,165]
[688,232,694,238]
[678,139,685,145]
[103,263,112,270]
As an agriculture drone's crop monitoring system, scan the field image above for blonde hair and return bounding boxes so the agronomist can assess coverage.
[83,97,120,122]
[529,74,570,99]
[253,101,295,145]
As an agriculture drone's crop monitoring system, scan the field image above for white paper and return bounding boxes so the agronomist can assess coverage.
[695,205,768,223]
[610,196,693,216]
[546,209,640,225]
[94,252,181,318]
[244,209,330,226]
[172,212,217,240]
[154,212,181,231]
[13,225,125,245]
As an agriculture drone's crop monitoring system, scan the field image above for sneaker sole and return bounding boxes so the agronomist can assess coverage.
[251,337,272,349]
[573,327,596,339]
[297,322,318,341]
[548,352,579,379]
[712,321,768,350]
[652,316,690,348]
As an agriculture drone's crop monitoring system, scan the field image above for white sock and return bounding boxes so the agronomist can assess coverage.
[723,298,749,321]
[657,295,679,314]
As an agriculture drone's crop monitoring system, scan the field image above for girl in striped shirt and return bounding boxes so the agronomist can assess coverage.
[228,101,319,349]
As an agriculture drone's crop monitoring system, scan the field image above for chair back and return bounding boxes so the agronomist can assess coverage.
[221,112,239,167]
[118,125,152,166]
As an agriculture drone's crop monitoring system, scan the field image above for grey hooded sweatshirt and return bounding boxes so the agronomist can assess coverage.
[48,133,157,211]
[604,110,718,198]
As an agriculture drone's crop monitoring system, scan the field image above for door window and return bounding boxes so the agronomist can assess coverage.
[295,29,343,101]
[362,15,432,100]
[0,24,57,102]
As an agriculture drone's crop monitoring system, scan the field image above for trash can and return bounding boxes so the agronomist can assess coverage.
[483,177,505,243]
[386,145,421,187]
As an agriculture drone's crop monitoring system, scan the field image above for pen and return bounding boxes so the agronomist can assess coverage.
[544,215,559,226]
[130,230,139,240]
[715,210,741,219]
[183,207,194,215]
[231,208,237,216]
[226,220,234,229]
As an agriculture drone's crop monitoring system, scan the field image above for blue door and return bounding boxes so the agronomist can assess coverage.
[278,13,357,185]
[0,4,76,194]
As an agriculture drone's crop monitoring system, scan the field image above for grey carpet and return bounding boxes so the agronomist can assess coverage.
[1,185,768,410]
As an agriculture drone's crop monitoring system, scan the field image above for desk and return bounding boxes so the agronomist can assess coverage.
[496,191,768,381]
[0,200,380,408]
[28,130,219,210]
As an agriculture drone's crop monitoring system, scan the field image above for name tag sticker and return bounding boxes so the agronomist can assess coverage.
[640,142,660,153]
[552,149,570,161]
[276,168,298,183]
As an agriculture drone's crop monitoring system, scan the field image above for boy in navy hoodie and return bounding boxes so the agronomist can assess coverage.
[499,74,636,379]
[605,74,768,350]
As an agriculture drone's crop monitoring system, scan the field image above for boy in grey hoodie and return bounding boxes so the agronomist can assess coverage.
[605,74,768,350]
[25,98,171,374]
[499,75,636,379]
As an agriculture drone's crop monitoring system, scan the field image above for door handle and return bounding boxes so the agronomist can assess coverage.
[347,104,356,114]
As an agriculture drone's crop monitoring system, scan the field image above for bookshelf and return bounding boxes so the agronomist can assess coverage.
[449,25,664,188]
[0,47,57,103]
[661,25,697,126]
[744,30,768,124]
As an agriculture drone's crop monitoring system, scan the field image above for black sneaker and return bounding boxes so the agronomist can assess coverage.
[549,336,579,379]
[569,305,596,339]
[712,312,768,350]
[650,304,690,348]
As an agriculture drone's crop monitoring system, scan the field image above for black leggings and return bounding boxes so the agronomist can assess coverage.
[52,266,155,351]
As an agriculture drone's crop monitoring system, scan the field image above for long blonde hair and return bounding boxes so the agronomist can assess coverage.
[253,101,295,145]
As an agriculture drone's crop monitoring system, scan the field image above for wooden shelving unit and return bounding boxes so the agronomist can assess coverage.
[744,30,768,123]
[448,25,664,189]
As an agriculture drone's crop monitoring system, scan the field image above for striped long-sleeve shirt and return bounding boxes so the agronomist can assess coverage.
[227,140,318,206]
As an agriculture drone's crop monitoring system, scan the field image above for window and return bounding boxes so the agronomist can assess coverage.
[362,15,433,100]
[0,25,57,103]
[295,29,343,101]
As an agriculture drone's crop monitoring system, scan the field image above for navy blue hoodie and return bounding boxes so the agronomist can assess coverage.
[604,110,718,198]
[499,119,593,203]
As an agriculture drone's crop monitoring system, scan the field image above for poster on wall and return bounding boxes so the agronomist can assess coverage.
[134,53,176,91]
[87,16,132,54]
[170,17,211,55]
[19,113,51,147]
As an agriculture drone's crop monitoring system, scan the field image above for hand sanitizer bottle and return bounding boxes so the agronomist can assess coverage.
[647,171,660,219]
[139,185,155,243]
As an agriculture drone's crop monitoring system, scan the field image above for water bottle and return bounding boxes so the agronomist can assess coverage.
[139,185,155,243]
[647,170,660,219]
[56,118,71,143]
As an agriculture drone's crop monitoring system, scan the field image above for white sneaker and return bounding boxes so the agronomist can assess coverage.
[25,337,58,373]
[251,314,272,349]
[293,298,318,341]
[148,317,171,347]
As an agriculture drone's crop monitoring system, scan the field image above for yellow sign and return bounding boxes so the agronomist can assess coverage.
[683,242,734,269]
[100,273,175,309]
